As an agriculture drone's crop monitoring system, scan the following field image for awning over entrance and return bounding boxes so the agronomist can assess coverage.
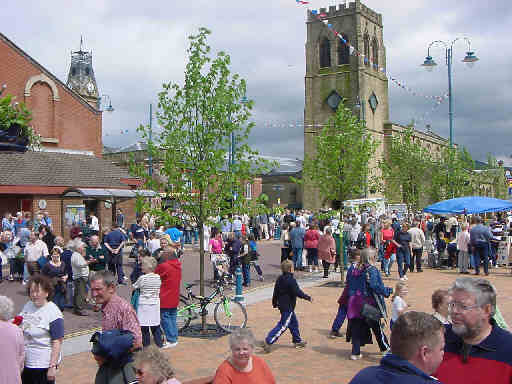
[62,188,157,200]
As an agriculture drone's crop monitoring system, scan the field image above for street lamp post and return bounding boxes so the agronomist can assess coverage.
[230,94,250,204]
[421,38,479,147]
[98,94,114,112]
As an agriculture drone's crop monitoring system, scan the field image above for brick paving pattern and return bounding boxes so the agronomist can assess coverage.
[56,266,512,383]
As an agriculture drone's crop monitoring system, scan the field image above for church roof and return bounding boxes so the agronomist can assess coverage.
[0,151,134,189]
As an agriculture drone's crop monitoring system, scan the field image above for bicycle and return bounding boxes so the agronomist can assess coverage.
[177,276,248,333]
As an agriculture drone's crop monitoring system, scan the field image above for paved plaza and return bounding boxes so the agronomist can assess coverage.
[54,265,512,383]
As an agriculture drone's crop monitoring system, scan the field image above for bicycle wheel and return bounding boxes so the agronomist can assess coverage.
[177,297,193,331]
[214,298,247,333]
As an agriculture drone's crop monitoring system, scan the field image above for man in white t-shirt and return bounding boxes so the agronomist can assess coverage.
[24,231,49,278]
[89,213,100,235]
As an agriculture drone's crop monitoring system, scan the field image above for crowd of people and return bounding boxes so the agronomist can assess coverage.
[2,205,512,384]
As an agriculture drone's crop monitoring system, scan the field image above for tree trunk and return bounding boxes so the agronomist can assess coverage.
[198,219,206,331]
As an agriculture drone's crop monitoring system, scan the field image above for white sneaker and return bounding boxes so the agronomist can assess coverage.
[350,354,363,360]
[161,341,178,349]
[403,275,408,281]
[399,277,405,281]
[22,281,27,285]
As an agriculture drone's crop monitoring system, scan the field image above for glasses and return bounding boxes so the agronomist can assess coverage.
[448,302,480,312]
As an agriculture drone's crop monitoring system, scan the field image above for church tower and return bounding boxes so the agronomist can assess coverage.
[66,38,99,109]
[303,0,389,209]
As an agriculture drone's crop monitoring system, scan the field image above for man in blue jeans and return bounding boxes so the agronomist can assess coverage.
[469,216,492,276]
[289,222,305,270]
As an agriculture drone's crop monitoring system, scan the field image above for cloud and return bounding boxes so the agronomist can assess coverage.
[2,0,508,163]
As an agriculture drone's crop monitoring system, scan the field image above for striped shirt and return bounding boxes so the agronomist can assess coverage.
[132,273,161,305]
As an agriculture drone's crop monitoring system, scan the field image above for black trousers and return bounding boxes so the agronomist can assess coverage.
[322,260,330,277]
[22,367,54,384]
[410,248,423,272]
[281,247,292,262]
[141,325,163,347]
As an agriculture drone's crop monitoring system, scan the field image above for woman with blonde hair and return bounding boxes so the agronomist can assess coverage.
[214,328,275,383]
[133,345,181,384]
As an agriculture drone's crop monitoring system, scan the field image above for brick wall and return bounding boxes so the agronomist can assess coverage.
[0,35,103,156]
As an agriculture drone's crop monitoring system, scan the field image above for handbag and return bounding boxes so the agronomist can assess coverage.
[361,303,382,322]
[130,289,140,311]
[37,255,48,269]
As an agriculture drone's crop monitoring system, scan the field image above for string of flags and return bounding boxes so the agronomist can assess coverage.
[301,3,449,102]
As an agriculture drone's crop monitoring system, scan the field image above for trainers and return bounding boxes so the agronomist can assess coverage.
[259,276,264,282]
[329,330,343,339]
[403,275,408,281]
[161,341,178,349]
[399,277,405,281]
[350,354,363,360]
[294,341,307,349]
[262,341,272,353]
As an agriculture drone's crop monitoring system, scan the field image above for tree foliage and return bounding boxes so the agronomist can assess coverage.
[429,146,474,201]
[379,126,431,212]
[300,101,378,207]
[0,92,41,149]
[132,28,270,325]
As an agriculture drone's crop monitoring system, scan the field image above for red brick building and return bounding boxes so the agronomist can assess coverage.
[0,33,140,238]
[0,33,103,156]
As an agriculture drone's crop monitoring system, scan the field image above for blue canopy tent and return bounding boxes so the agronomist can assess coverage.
[423,196,512,215]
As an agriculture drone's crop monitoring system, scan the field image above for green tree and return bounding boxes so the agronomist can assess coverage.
[379,126,432,212]
[478,154,507,199]
[0,91,40,149]
[299,101,378,207]
[132,28,270,329]
[429,146,474,201]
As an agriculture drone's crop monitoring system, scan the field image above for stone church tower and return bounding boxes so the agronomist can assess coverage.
[66,38,100,109]
[303,0,389,209]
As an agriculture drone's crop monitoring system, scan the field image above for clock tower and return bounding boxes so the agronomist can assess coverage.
[66,38,99,109]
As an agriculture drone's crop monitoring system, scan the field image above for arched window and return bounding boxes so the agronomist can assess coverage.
[337,34,350,65]
[371,38,379,69]
[319,37,331,68]
[363,34,370,66]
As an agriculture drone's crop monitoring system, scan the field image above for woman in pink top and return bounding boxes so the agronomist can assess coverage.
[317,227,337,278]
[133,345,182,384]
[304,224,321,272]
[209,227,224,280]
[457,222,471,274]
[0,295,24,384]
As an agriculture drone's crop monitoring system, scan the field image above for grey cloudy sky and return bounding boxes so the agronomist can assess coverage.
[2,0,510,163]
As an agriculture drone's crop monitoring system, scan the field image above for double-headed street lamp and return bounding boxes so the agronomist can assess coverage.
[421,38,479,147]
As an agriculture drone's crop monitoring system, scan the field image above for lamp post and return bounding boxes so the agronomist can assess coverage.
[421,38,479,147]
[98,94,114,112]
[230,94,250,205]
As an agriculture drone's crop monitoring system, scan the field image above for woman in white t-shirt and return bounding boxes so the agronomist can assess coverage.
[19,275,64,384]
[390,281,408,329]
[133,256,163,348]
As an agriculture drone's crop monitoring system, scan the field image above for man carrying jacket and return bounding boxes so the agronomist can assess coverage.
[349,311,445,384]
[263,260,312,352]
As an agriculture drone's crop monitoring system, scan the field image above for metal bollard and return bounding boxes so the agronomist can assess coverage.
[234,265,245,303]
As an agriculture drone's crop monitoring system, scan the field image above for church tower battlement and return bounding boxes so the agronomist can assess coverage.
[303,0,389,209]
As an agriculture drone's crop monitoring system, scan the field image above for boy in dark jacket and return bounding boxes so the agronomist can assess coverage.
[263,260,312,352]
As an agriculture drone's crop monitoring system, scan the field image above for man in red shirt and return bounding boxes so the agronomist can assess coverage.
[435,277,512,384]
